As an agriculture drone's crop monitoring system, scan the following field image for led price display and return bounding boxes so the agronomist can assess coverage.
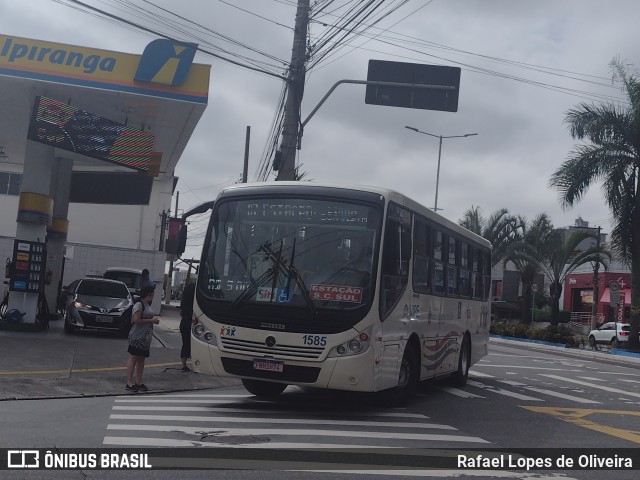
[27,96,154,172]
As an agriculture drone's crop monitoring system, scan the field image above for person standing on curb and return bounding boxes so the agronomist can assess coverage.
[179,277,197,371]
[126,285,158,392]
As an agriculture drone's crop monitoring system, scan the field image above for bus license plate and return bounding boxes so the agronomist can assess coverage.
[253,359,283,373]
[95,315,113,323]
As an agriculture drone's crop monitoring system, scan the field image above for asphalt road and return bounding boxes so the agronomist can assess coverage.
[1,339,638,479]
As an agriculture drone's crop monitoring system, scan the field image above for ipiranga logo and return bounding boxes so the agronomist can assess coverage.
[134,39,197,86]
[0,37,116,74]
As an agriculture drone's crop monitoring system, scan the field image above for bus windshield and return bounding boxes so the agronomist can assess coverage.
[200,196,381,310]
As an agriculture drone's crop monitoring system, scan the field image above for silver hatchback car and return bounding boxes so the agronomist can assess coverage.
[63,278,133,337]
[588,322,631,348]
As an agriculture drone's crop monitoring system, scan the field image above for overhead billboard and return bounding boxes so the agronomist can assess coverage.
[27,96,154,172]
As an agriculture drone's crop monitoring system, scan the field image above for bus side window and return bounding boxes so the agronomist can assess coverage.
[412,218,430,294]
[482,251,492,301]
[472,248,480,299]
[447,236,458,295]
[380,217,411,318]
[432,229,445,294]
[459,242,470,297]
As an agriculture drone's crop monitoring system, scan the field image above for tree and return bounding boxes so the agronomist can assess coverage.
[459,206,523,266]
[538,231,611,324]
[549,59,640,350]
[502,213,555,324]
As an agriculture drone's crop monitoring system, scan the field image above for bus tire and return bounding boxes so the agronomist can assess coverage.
[450,335,470,387]
[378,343,419,406]
[241,379,287,398]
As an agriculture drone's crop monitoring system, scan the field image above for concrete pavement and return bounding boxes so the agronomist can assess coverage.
[1,308,638,401]
[0,305,239,401]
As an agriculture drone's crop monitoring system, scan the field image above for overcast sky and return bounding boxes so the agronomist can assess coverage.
[2,0,638,260]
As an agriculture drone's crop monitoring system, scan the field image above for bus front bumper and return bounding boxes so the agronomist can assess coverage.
[191,336,378,392]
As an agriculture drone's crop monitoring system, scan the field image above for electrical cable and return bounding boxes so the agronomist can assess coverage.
[56,0,288,80]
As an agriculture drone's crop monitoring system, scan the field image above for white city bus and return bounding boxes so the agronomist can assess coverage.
[189,182,491,403]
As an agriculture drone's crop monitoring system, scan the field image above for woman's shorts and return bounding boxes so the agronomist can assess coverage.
[128,344,150,358]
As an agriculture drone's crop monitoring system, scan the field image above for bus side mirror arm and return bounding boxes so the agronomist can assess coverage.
[176,201,215,257]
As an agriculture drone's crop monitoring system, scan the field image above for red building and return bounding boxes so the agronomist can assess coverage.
[563,271,631,323]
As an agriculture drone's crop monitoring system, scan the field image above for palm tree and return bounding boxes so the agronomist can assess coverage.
[459,206,523,266]
[502,213,555,323]
[458,205,483,235]
[549,59,640,350]
[538,231,612,324]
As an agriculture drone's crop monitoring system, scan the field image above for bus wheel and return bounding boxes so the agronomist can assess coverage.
[378,344,419,406]
[241,379,287,398]
[450,335,470,387]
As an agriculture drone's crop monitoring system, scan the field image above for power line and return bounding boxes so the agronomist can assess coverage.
[218,0,294,31]
[55,0,288,80]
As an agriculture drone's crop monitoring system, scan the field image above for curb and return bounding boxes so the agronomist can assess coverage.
[0,319,49,332]
[490,335,640,366]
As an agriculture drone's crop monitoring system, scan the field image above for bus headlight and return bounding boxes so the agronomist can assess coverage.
[348,339,363,353]
[193,323,217,346]
[328,329,371,358]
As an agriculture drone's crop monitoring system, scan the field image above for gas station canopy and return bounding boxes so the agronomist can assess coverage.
[0,34,210,195]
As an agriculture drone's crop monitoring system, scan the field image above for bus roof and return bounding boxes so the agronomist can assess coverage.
[217,182,491,249]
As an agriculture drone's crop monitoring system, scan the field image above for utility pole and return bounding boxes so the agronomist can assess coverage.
[275,0,310,181]
[590,225,601,331]
[165,191,178,305]
[242,126,250,183]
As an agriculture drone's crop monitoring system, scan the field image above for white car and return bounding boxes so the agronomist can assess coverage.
[588,322,631,347]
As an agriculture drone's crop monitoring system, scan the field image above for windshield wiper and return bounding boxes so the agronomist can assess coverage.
[260,239,318,317]
[230,265,276,309]
[231,240,285,309]
[284,238,318,316]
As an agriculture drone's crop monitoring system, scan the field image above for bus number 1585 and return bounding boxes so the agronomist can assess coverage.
[303,335,327,346]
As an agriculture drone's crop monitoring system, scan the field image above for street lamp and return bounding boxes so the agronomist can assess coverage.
[405,126,478,211]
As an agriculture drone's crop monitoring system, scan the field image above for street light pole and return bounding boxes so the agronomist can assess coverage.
[405,126,478,211]
[590,225,601,331]
[434,135,443,212]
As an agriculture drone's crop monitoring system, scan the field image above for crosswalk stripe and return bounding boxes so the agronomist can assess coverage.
[497,380,600,404]
[474,365,581,371]
[159,394,253,397]
[309,469,580,478]
[115,399,254,404]
[436,386,484,398]
[466,380,543,401]
[468,371,494,378]
[106,424,488,443]
[109,413,453,430]
[541,375,640,398]
[111,405,429,418]
[103,436,465,450]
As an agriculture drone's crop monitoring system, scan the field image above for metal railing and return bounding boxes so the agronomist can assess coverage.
[570,312,604,324]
